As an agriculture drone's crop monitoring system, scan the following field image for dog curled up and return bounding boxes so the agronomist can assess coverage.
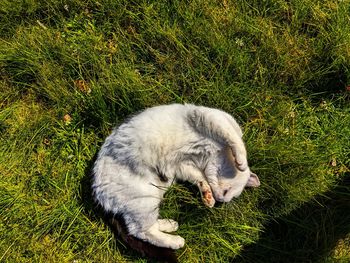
[92,104,260,262]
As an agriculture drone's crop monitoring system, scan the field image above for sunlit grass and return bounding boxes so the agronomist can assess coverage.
[1,0,349,262]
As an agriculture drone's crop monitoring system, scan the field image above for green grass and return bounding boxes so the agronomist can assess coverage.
[1,0,350,262]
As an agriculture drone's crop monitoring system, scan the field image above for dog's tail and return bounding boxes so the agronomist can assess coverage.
[108,216,178,263]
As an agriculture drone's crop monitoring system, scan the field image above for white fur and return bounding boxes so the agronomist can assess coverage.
[92,104,258,249]
[206,146,260,202]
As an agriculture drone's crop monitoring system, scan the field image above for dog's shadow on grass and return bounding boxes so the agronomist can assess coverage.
[234,174,350,263]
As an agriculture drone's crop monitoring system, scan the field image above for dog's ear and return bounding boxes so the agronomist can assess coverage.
[246,172,260,187]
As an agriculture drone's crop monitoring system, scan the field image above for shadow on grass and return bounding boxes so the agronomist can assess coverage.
[305,66,348,96]
[234,174,350,263]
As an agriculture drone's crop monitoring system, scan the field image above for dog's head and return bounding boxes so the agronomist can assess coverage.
[206,146,260,203]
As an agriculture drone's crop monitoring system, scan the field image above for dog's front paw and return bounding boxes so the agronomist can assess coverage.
[202,189,215,208]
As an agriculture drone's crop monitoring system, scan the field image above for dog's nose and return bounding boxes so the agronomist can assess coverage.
[223,187,231,197]
[215,196,225,202]
[214,188,231,202]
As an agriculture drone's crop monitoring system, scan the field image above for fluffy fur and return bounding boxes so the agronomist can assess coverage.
[92,104,259,250]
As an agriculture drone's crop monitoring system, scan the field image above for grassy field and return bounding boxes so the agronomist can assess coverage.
[1,0,350,262]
